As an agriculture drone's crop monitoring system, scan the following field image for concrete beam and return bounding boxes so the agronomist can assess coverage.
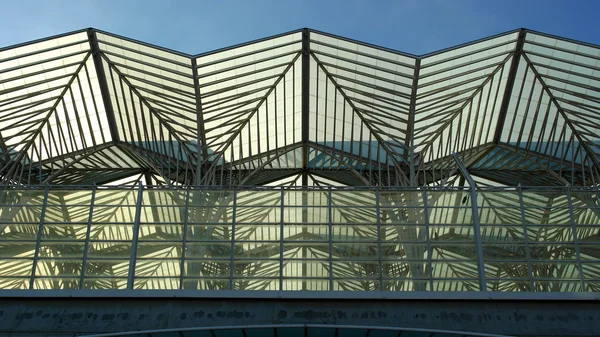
[0,296,598,336]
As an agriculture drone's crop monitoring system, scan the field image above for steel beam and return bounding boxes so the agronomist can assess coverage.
[493,29,526,144]
[191,58,208,185]
[301,28,310,187]
[28,186,50,289]
[566,188,586,291]
[87,29,120,143]
[405,58,420,172]
[127,183,144,289]
[451,153,487,290]
[79,185,97,289]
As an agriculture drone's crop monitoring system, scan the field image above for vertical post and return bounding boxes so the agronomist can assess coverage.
[451,153,486,291]
[301,28,310,187]
[566,188,586,291]
[279,187,285,291]
[423,189,433,291]
[375,188,383,291]
[79,185,97,289]
[127,182,144,290]
[191,58,208,185]
[29,186,50,289]
[517,186,535,291]
[406,58,420,186]
[470,184,486,291]
[229,188,238,290]
[328,186,333,291]
[300,28,310,290]
[179,186,191,290]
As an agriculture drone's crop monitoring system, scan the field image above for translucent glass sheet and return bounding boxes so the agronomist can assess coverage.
[1,185,598,292]
[415,32,519,187]
[498,32,600,185]
[195,32,303,177]
[96,32,198,185]
[309,32,416,164]
[0,31,113,184]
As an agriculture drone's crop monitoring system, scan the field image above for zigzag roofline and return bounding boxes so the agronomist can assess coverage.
[3,27,600,60]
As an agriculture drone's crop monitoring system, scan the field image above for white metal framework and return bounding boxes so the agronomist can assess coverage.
[0,28,599,293]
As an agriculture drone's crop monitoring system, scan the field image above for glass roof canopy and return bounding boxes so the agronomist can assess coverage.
[1,30,600,297]
[1,28,600,187]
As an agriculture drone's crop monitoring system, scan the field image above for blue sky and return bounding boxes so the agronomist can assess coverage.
[1,0,599,55]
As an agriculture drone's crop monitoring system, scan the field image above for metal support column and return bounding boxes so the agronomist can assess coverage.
[29,186,50,289]
[405,58,420,185]
[375,188,383,290]
[179,187,191,290]
[301,28,310,187]
[423,189,434,291]
[451,153,487,290]
[328,186,333,291]
[517,185,535,291]
[191,58,208,185]
[229,188,238,290]
[79,185,97,289]
[279,187,285,291]
[127,183,144,289]
[566,188,586,291]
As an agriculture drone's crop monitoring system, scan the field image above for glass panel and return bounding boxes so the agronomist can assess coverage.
[196,32,302,167]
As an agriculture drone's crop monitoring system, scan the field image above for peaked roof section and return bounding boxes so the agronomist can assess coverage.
[1,28,599,187]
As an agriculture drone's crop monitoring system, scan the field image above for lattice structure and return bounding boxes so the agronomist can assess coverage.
[0,28,599,293]
[1,28,599,187]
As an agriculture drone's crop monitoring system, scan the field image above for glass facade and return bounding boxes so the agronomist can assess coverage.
[0,185,598,292]
[0,28,599,294]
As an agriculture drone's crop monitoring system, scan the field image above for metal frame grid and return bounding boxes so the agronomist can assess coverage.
[0,184,598,292]
[1,28,600,294]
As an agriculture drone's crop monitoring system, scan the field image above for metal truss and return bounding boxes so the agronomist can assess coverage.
[1,28,600,294]
[1,28,599,187]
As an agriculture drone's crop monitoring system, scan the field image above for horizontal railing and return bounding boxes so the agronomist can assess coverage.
[0,185,598,292]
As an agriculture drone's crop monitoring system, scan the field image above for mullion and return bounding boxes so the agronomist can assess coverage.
[421,38,517,68]
[0,49,89,75]
[483,64,505,143]
[316,58,413,87]
[127,87,144,149]
[82,62,107,144]
[310,40,415,69]
[201,74,282,101]
[202,94,264,116]
[0,73,75,96]
[200,60,294,88]
[133,86,196,110]
[96,38,191,68]
[337,85,410,111]
[198,48,299,75]
[60,97,78,153]
[514,71,538,146]
[75,71,97,147]
[139,102,153,156]
[67,84,89,149]
[523,50,600,72]
[420,52,510,80]
[505,64,530,144]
